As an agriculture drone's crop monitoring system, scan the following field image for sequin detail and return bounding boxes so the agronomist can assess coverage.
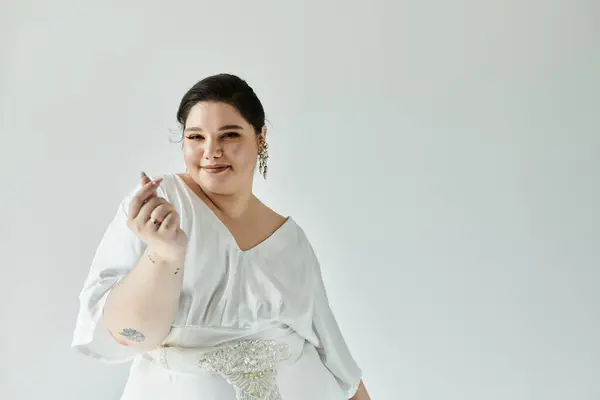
[197,340,291,400]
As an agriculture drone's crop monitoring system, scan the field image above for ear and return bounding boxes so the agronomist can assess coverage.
[256,126,267,145]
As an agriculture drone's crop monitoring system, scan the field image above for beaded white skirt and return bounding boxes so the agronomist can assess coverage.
[119,332,347,400]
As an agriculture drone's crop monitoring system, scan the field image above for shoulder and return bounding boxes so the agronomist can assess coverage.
[288,221,324,273]
[283,218,317,259]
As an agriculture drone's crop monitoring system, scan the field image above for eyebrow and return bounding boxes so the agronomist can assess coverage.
[184,125,244,132]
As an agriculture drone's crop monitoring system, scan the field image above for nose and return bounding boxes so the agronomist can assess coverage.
[203,138,223,159]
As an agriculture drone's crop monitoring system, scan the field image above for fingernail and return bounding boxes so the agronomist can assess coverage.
[141,171,147,178]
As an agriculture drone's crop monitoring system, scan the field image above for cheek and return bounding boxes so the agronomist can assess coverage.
[183,144,202,160]
[227,143,256,165]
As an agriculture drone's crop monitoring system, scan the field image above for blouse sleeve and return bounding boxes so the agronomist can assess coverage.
[71,182,156,363]
[307,242,363,398]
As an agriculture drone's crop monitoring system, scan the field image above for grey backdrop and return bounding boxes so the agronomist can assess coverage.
[1,1,598,399]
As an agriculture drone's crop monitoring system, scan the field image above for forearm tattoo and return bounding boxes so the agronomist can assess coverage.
[119,328,146,342]
[146,252,181,275]
[146,252,157,264]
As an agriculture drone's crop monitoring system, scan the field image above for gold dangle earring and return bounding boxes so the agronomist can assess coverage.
[258,136,269,179]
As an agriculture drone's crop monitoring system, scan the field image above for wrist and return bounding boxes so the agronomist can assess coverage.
[145,248,186,264]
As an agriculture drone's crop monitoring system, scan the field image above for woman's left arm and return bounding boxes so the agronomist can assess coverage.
[350,380,371,400]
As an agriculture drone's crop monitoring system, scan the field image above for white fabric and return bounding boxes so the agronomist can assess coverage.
[72,172,362,399]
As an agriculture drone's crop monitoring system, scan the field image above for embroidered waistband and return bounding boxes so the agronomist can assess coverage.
[144,332,305,400]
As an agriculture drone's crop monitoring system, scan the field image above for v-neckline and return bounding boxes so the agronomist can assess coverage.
[173,172,291,254]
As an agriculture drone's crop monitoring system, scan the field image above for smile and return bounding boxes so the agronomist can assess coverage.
[202,166,230,174]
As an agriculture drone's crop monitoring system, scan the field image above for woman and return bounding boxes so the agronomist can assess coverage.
[71,73,371,400]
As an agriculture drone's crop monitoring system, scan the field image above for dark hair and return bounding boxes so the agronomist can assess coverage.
[176,74,265,138]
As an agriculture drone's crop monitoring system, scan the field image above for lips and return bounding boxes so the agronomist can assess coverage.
[202,165,230,174]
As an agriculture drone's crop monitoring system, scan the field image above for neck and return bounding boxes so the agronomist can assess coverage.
[203,185,256,220]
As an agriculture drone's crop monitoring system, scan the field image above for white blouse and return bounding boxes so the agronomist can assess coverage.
[71,172,362,399]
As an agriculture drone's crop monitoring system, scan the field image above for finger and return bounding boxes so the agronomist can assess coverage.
[140,172,163,194]
[140,171,151,185]
[129,178,164,219]
[158,211,177,232]
[145,214,161,233]
[129,183,158,220]
[139,180,163,204]
[149,203,173,225]
[143,203,166,232]
[141,172,163,187]
[137,197,167,223]
[131,198,163,233]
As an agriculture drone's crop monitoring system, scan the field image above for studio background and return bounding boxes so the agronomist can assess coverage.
[1,1,598,399]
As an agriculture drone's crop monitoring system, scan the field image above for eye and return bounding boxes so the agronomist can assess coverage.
[222,132,241,139]
[186,135,204,140]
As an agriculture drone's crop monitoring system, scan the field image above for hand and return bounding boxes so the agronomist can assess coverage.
[127,172,189,262]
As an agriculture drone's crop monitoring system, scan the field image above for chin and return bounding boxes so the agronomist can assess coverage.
[198,177,237,195]
[193,167,253,195]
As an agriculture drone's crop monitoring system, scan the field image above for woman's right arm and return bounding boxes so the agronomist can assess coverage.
[102,246,185,351]
[102,172,189,352]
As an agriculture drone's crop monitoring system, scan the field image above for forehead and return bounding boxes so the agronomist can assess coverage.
[185,101,249,129]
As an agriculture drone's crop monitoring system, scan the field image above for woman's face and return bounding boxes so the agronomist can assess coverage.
[183,101,265,195]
